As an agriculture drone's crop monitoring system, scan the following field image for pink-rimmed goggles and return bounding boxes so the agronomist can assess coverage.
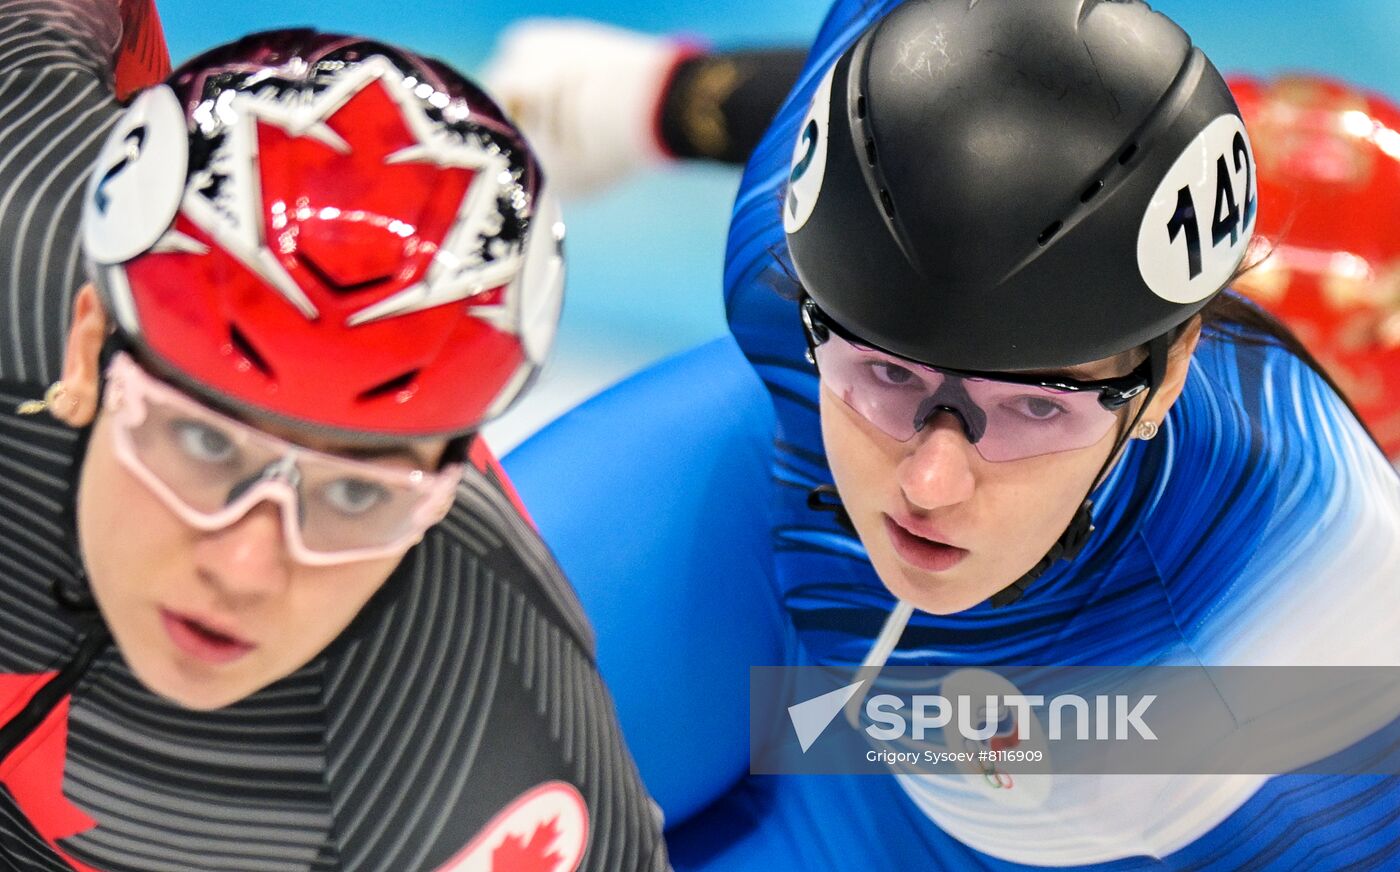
[103,353,463,565]
[802,301,1152,462]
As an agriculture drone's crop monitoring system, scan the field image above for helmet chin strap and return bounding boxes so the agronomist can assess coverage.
[989,331,1171,607]
[53,333,129,615]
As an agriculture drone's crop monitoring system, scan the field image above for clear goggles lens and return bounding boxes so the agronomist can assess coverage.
[104,353,463,565]
[809,318,1150,462]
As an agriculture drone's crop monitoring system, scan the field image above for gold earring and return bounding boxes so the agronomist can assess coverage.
[1134,420,1159,441]
[16,381,75,416]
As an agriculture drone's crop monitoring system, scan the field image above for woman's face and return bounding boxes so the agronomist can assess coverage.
[59,287,449,710]
[819,338,1196,615]
[76,414,445,710]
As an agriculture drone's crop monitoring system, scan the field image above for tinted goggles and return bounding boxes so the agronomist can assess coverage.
[104,353,463,565]
[802,302,1151,462]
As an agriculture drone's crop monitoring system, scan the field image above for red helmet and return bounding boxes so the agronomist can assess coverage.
[82,30,564,438]
[1228,74,1400,457]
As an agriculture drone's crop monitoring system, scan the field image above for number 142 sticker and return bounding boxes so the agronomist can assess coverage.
[1137,114,1258,305]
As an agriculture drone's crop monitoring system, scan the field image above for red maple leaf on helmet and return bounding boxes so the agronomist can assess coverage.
[490,815,565,872]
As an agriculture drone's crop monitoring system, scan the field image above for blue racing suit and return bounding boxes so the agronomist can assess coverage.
[505,0,1400,868]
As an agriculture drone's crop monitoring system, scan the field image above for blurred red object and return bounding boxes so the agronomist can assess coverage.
[1229,74,1400,458]
[114,0,170,101]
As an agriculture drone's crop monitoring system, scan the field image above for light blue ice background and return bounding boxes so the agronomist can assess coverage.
[155,1,1400,449]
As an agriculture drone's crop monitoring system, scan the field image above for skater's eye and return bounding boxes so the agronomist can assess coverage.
[170,419,240,465]
[1002,395,1070,422]
[866,360,921,387]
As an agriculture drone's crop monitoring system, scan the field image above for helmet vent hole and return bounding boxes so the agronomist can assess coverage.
[228,325,274,377]
[864,138,878,166]
[298,251,394,294]
[878,189,895,219]
[359,369,420,402]
[856,95,867,119]
[1037,221,1063,246]
[1118,143,1138,165]
[1080,180,1104,203]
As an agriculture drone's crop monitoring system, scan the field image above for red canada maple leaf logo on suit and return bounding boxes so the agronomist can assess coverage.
[0,673,102,871]
[434,781,589,872]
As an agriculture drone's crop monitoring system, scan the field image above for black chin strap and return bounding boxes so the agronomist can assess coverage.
[988,498,1096,607]
[807,484,855,531]
[53,411,101,614]
[809,332,1173,609]
[987,332,1171,607]
[52,335,128,616]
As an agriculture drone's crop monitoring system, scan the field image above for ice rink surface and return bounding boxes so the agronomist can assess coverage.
[153,0,1400,453]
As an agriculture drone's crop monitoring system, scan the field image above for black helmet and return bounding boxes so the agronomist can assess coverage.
[784,0,1257,371]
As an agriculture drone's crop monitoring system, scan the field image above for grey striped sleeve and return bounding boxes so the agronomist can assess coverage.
[322,535,669,871]
[0,0,124,388]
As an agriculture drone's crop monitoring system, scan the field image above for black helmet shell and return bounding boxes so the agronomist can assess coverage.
[784,0,1257,370]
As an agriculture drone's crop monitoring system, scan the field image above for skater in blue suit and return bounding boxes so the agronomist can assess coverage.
[508,0,1400,867]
